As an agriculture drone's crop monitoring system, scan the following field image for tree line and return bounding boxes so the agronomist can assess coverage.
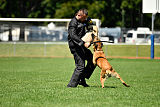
[0,0,160,30]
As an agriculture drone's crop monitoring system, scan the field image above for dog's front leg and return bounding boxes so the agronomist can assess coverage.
[100,71,106,88]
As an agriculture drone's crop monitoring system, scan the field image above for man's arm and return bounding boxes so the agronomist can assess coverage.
[68,20,84,46]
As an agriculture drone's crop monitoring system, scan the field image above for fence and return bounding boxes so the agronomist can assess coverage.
[0,23,68,42]
[0,42,160,59]
[0,18,101,42]
[105,43,160,59]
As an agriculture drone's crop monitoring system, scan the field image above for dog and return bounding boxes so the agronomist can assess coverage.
[92,37,130,88]
[81,25,98,48]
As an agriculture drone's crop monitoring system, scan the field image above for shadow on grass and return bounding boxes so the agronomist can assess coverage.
[105,86,117,88]
[90,85,117,88]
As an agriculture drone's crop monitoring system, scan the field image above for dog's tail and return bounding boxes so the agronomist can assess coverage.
[111,69,130,87]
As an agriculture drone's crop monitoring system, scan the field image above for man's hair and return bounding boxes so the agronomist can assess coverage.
[76,8,88,16]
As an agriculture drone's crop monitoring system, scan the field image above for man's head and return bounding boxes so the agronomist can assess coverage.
[76,9,88,22]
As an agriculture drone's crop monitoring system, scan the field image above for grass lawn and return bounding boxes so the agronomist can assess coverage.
[0,57,160,107]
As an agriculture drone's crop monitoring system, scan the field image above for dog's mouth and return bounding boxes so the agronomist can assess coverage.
[93,42,103,51]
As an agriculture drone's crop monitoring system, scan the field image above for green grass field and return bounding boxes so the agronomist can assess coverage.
[0,57,160,107]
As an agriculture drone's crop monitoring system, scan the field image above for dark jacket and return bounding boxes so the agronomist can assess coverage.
[68,17,86,53]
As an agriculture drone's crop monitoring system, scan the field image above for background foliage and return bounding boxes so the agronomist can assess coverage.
[0,0,160,29]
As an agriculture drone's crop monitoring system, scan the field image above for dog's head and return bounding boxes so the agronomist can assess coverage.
[93,37,103,51]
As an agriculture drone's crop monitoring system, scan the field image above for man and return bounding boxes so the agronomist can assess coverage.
[67,9,96,88]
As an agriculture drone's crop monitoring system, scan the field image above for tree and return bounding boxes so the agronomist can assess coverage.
[88,1,108,26]
[0,0,160,30]
[55,1,89,18]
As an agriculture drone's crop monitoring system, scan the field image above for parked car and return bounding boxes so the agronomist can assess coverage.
[126,27,152,43]
[99,27,122,43]
[27,26,68,41]
[146,34,160,44]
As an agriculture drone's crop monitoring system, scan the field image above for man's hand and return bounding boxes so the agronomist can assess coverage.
[84,42,91,48]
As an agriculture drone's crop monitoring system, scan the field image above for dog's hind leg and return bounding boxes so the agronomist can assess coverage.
[111,69,130,87]
[100,70,106,88]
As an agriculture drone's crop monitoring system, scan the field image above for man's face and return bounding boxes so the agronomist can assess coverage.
[77,11,87,22]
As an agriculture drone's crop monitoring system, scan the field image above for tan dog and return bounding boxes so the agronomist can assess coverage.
[93,37,130,88]
[81,25,98,48]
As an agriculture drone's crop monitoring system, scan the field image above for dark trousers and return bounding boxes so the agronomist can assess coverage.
[67,47,96,87]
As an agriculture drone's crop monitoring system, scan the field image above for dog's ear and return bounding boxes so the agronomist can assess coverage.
[91,33,95,40]
[93,42,98,49]
[101,43,103,47]
[94,43,98,46]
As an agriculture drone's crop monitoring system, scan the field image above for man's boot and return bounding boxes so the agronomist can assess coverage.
[79,77,89,87]
[67,70,82,88]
